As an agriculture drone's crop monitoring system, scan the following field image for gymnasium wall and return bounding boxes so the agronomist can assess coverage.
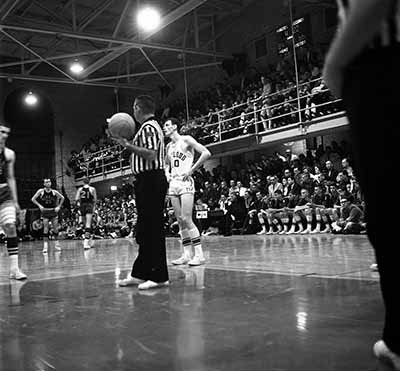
[0,78,142,204]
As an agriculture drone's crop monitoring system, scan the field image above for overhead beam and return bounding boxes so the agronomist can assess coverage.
[0,46,124,68]
[78,0,116,31]
[0,72,152,90]
[87,61,221,82]
[0,1,12,15]
[1,0,22,21]
[193,9,199,48]
[27,0,116,75]
[108,0,131,47]
[31,1,71,27]
[0,23,231,58]
[139,48,172,88]
[0,28,75,81]
[78,0,209,79]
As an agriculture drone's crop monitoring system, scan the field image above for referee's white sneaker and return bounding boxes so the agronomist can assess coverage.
[138,280,169,290]
[188,256,205,266]
[118,276,145,287]
[9,269,27,280]
[171,255,191,265]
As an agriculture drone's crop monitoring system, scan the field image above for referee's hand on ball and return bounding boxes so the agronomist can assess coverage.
[111,136,129,147]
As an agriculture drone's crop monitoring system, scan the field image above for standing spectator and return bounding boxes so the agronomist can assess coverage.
[341,158,354,178]
[324,160,339,182]
[236,180,247,197]
[267,175,283,197]
[228,180,239,195]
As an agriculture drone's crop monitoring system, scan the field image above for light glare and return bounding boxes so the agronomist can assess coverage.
[24,91,38,106]
[70,61,84,74]
[137,7,161,32]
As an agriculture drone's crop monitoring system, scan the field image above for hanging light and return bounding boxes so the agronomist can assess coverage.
[24,91,38,106]
[70,60,84,75]
[137,7,161,32]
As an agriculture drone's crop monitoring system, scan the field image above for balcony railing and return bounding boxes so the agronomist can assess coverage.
[73,77,344,181]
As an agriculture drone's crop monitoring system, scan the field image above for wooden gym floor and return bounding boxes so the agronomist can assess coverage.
[0,234,382,371]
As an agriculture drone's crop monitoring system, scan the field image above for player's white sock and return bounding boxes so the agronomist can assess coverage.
[7,237,19,270]
[180,229,192,259]
[10,255,18,271]
[188,227,204,259]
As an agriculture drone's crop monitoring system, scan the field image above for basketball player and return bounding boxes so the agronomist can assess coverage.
[0,122,27,280]
[31,178,64,253]
[164,118,211,266]
[324,0,400,368]
[75,177,97,249]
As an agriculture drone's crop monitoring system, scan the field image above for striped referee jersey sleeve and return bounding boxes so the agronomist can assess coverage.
[141,124,160,150]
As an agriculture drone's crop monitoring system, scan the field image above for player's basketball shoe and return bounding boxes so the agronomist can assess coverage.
[171,255,190,265]
[321,226,332,233]
[373,340,400,370]
[188,256,205,266]
[9,268,27,280]
[257,227,267,235]
[83,239,90,250]
[42,241,48,253]
[54,240,61,251]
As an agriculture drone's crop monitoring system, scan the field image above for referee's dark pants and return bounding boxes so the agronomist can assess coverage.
[131,170,169,283]
[343,46,400,354]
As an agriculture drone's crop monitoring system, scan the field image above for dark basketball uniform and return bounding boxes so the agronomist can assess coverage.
[285,195,299,209]
[38,189,58,219]
[296,197,310,208]
[295,197,310,223]
[269,198,285,210]
[0,149,13,206]
[79,187,95,215]
[311,193,329,207]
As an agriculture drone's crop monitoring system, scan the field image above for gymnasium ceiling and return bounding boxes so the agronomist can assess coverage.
[0,0,257,92]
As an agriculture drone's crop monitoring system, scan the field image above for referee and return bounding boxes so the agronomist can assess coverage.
[324,0,400,368]
[114,95,169,290]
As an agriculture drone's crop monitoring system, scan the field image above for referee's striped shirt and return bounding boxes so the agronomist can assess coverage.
[338,0,400,48]
[130,117,165,175]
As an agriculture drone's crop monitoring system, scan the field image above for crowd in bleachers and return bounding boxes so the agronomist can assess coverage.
[12,139,364,244]
[169,51,341,143]
[67,47,343,179]
[172,140,365,237]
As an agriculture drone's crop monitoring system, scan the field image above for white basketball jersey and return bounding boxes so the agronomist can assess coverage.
[167,138,194,178]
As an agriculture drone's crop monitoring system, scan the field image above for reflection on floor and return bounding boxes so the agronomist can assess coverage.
[0,235,382,370]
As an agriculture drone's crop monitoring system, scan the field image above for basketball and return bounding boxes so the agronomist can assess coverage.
[106,112,136,139]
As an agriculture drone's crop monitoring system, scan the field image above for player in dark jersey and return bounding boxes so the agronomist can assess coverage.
[0,122,27,280]
[75,177,97,249]
[280,192,299,234]
[256,194,272,234]
[31,178,64,253]
[265,190,286,234]
[307,185,332,234]
[287,188,311,234]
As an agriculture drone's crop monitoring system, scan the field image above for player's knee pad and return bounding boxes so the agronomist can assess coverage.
[2,222,16,235]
